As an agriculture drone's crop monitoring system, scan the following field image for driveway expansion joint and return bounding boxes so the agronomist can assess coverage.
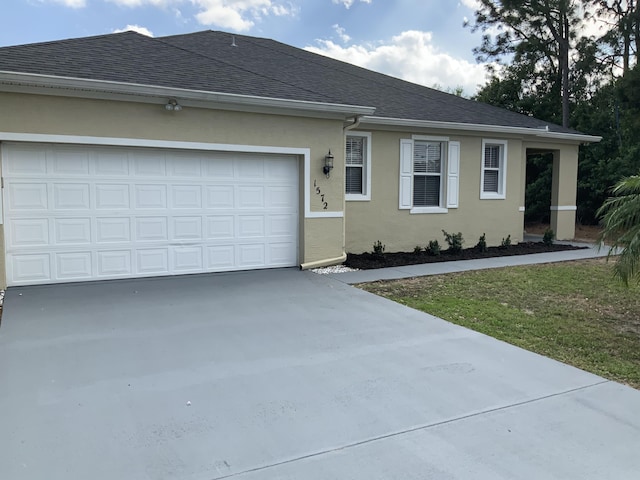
[210,379,610,480]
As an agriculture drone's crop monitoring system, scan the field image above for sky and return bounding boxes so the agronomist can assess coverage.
[1,0,492,95]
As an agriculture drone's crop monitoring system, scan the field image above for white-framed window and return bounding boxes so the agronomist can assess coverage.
[413,141,443,207]
[345,132,371,201]
[399,136,460,214]
[480,139,507,199]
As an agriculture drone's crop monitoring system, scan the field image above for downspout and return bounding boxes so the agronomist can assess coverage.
[333,115,363,266]
[343,115,362,132]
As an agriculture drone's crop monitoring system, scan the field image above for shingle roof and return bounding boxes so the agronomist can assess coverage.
[0,30,578,134]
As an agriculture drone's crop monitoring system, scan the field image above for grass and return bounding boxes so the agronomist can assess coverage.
[359,258,640,389]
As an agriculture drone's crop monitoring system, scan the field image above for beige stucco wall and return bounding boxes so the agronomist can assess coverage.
[346,130,525,254]
[0,92,348,286]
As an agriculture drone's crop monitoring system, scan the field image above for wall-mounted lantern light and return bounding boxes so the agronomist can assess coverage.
[165,99,183,112]
[323,150,334,178]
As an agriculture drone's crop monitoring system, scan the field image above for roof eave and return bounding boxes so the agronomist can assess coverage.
[0,71,376,118]
[359,116,602,143]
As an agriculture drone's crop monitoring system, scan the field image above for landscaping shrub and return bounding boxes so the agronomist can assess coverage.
[543,228,555,246]
[476,233,488,253]
[413,245,423,254]
[442,230,464,254]
[501,235,512,247]
[372,240,386,255]
[426,240,441,256]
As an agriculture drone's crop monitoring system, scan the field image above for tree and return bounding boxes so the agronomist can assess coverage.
[466,0,583,128]
[597,174,640,284]
[586,0,639,73]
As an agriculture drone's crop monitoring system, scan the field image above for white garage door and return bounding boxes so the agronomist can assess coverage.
[2,143,299,286]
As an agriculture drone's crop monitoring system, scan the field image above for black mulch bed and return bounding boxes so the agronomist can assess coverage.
[345,242,589,270]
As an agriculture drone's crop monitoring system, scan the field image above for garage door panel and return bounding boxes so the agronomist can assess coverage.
[135,217,168,242]
[268,185,297,208]
[97,250,132,276]
[171,155,202,177]
[269,243,297,265]
[268,214,297,237]
[136,249,169,274]
[135,185,168,209]
[94,150,129,176]
[237,158,264,178]
[3,144,298,285]
[55,252,92,280]
[4,145,47,175]
[52,149,90,175]
[205,158,234,178]
[205,186,234,209]
[96,218,131,243]
[207,245,235,269]
[54,218,92,244]
[95,184,131,209]
[8,183,48,210]
[53,184,91,210]
[171,185,202,209]
[10,219,50,247]
[172,246,203,271]
[206,216,234,239]
[237,244,265,267]
[11,253,51,283]
[132,152,167,177]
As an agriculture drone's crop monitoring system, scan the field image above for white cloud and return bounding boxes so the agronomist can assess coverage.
[112,24,155,36]
[333,24,351,43]
[305,30,490,95]
[49,0,87,7]
[107,0,170,6]
[107,0,294,31]
[459,0,480,10]
[332,0,371,9]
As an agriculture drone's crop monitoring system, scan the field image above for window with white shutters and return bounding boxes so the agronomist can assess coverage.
[481,140,507,199]
[345,132,372,201]
[399,137,459,213]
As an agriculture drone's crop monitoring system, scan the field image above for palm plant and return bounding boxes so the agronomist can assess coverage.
[597,174,640,285]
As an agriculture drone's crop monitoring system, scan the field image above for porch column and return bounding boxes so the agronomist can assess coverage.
[550,145,578,240]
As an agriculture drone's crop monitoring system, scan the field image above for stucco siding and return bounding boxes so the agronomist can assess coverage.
[345,130,525,254]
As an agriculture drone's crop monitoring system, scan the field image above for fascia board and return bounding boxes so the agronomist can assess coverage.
[359,115,602,143]
[0,71,376,118]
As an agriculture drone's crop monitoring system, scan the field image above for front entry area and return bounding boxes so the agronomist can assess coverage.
[1,143,299,286]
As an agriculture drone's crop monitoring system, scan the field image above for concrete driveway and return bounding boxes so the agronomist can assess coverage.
[1,268,639,480]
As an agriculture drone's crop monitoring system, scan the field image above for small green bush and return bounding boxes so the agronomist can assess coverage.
[442,230,464,254]
[501,235,512,247]
[426,240,441,256]
[543,228,555,246]
[372,240,386,255]
[476,233,488,253]
[413,245,423,254]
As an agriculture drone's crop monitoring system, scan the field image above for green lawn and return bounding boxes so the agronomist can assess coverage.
[359,258,640,389]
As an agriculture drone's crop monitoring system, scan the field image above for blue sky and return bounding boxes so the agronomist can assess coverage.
[2,0,490,94]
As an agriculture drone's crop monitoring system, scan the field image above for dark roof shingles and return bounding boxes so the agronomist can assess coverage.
[0,30,576,134]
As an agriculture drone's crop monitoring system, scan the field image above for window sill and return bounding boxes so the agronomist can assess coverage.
[410,206,448,214]
[346,194,371,202]
[480,192,506,200]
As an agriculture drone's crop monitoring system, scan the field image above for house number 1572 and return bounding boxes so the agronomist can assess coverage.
[313,179,328,210]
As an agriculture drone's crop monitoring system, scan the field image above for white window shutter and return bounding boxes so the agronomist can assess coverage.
[399,139,413,209]
[447,141,460,208]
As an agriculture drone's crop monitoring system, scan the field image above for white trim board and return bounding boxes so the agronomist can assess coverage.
[550,205,577,211]
[0,132,342,219]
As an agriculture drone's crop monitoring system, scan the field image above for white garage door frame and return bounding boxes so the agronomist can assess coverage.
[0,133,338,286]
